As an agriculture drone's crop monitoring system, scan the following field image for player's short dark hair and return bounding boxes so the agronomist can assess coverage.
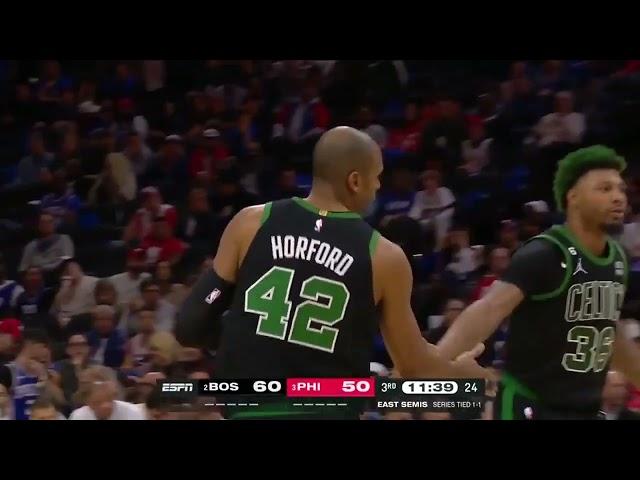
[553,145,626,212]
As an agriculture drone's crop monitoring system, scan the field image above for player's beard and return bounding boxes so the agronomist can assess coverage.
[601,221,624,236]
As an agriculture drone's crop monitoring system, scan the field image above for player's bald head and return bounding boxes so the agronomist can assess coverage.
[312,126,380,184]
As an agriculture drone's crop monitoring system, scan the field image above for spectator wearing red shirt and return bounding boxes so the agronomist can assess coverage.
[123,186,177,246]
[140,215,186,269]
[188,129,231,183]
[387,100,423,154]
[272,78,329,165]
[469,246,510,302]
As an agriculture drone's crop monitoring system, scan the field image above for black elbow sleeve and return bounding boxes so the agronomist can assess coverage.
[175,270,235,348]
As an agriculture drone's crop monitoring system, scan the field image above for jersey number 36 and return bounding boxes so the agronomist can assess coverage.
[245,266,350,353]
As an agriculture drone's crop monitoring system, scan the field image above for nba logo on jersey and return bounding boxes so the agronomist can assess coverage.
[205,289,221,304]
[615,261,624,277]
[314,219,323,232]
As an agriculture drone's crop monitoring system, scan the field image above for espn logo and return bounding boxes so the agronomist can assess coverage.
[160,381,196,393]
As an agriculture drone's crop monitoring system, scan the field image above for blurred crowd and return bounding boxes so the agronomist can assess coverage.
[1,60,640,420]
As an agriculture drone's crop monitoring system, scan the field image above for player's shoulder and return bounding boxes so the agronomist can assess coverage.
[514,232,566,259]
[228,203,268,231]
[372,233,412,274]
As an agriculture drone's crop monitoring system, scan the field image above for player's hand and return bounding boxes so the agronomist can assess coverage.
[451,343,496,380]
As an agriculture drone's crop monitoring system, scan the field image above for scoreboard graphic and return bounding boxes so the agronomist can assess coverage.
[159,377,485,413]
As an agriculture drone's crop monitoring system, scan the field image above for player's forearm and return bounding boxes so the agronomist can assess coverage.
[437,298,503,360]
[175,270,234,348]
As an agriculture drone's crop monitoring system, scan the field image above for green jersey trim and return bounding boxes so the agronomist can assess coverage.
[500,372,538,420]
[292,197,361,219]
[553,225,615,266]
[530,234,573,301]
[260,202,273,225]
[369,230,381,258]
[613,241,629,288]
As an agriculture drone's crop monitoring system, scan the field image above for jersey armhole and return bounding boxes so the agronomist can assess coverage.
[260,202,273,226]
[530,234,573,302]
[369,230,381,259]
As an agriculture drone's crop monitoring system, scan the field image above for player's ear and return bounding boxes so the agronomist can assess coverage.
[566,187,578,210]
[346,170,360,193]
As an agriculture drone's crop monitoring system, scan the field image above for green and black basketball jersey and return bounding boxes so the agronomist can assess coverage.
[501,224,628,414]
[216,197,379,381]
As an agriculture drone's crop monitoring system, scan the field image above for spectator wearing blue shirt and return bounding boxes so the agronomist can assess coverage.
[16,131,54,186]
[375,166,416,227]
[40,169,81,230]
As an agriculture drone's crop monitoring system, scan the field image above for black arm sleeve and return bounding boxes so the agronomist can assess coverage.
[500,239,566,297]
[175,270,235,349]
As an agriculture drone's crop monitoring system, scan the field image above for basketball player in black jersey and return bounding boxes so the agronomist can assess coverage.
[177,126,488,419]
[438,145,640,419]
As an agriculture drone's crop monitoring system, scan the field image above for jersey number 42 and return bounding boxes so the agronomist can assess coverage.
[245,266,350,353]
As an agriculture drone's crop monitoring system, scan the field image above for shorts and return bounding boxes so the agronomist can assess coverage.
[495,372,603,420]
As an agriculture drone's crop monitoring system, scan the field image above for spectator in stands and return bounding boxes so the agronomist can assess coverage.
[210,167,259,226]
[128,278,176,334]
[108,248,151,312]
[189,128,232,183]
[376,166,416,227]
[177,187,219,248]
[155,261,187,307]
[14,266,55,332]
[39,169,81,230]
[16,130,54,186]
[142,136,188,202]
[387,100,422,154]
[51,130,79,173]
[124,130,153,177]
[419,97,467,165]
[129,371,166,406]
[533,91,585,148]
[0,383,9,420]
[408,169,455,247]
[145,331,183,377]
[442,224,477,284]
[355,104,387,149]
[0,318,21,363]
[470,246,510,302]
[52,334,94,413]
[497,220,522,255]
[29,395,65,420]
[69,366,144,420]
[51,259,98,330]
[18,212,75,274]
[270,168,303,201]
[272,78,330,161]
[88,130,137,206]
[224,95,264,159]
[140,215,187,269]
[122,308,157,376]
[621,202,640,268]
[459,118,494,176]
[423,298,466,344]
[86,305,127,369]
[0,260,24,318]
[37,61,71,105]
[1,329,63,420]
[123,186,178,245]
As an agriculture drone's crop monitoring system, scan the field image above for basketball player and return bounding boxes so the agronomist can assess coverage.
[177,126,488,419]
[437,145,640,419]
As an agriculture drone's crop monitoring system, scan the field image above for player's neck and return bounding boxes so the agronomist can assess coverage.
[305,188,350,213]
[565,217,607,257]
